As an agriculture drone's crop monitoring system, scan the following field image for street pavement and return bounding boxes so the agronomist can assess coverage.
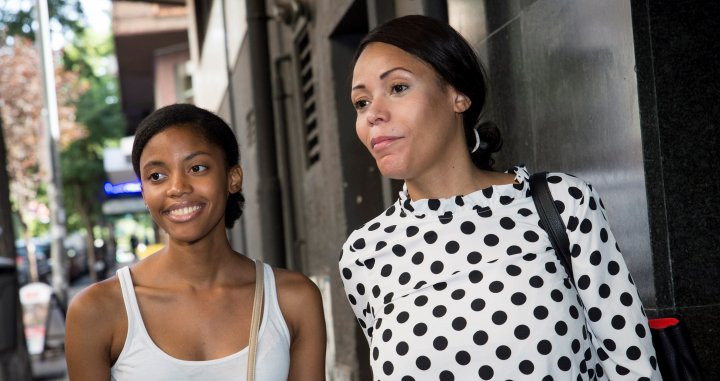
[30,264,123,381]
[29,275,87,381]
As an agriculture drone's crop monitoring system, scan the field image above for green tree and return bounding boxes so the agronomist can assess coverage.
[0,107,32,381]
[2,1,124,282]
[61,31,125,282]
[0,0,84,46]
[0,3,91,379]
[0,0,88,248]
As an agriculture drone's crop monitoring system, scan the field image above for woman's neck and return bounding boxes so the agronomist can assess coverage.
[405,159,515,201]
[405,165,480,201]
[160,224,244,288]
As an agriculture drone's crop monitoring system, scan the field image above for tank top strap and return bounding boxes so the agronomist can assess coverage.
[261,263,275,314]
[116,266,141,335]
[260,263,291,344]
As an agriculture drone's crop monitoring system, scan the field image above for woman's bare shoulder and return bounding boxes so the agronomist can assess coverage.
[271,266,325,345]
[272,267,323,316]
[67,273,125,329]
[66,271,128,370]
[272,267,322,301]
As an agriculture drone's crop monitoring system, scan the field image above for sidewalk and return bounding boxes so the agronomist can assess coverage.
[30,266,120,381]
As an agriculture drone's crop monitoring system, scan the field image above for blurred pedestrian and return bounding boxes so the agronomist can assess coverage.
[339,15,660,380]
[129,235,139,252]
[66,104,326,380]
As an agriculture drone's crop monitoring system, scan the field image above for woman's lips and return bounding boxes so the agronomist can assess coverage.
[371,136,402,149]
[162,203,204,222]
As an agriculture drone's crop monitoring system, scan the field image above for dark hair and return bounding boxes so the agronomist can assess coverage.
[354,15,502,170]
[131,103,244,228]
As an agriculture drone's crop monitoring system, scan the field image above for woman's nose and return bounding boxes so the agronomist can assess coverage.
[366,97,389,126]
[166,174,192,197]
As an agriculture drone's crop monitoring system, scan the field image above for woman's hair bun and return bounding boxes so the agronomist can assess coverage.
[477,121,503,154]
[468,121,503,170]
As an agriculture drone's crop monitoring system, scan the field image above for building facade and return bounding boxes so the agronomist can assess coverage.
[114,0,719,379]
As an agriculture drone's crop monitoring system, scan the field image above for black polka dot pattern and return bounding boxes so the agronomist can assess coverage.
[340,166,660,380]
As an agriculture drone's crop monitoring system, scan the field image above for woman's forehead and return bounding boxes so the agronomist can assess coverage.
[150,125,208,144]
[141,126,219,159]
[353,42,435,83]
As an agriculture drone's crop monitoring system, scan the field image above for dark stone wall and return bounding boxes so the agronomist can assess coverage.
[631,1,720,379]
[447,0,657,305]
[450,0,720,377]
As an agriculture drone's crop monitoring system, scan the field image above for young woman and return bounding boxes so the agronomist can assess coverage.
[340,15,660,380]
[66,104,326,380]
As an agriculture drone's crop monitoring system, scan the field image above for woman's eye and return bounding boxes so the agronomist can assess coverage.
[390,84,408,94]
[190,165,208,173]
[353,99,369,110]
[148,172,166,182]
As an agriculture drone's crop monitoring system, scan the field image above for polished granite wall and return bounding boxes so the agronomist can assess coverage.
[631,0,720,378]
[449,0,718,378]
[447,0,656,303]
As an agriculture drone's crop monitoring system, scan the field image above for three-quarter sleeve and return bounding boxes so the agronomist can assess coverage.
[550,175,661,380]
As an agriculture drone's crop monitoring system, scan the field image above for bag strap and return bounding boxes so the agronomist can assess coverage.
[247,259,264,381]
[529,172,575,286]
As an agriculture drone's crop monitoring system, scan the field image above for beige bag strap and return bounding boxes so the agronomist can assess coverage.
[247,259,264,381]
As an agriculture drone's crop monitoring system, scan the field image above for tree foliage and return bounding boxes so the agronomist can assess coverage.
[61,32,125,232]
[0,0,85,45]
[1,0,127,233]
[0,37,86,235]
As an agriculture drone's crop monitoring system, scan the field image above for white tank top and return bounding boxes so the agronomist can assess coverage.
[111,263,291,381]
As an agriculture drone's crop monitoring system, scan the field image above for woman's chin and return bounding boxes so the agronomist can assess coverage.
[378,167,408,180]
[168,232,204,245]
[376,160,411,180]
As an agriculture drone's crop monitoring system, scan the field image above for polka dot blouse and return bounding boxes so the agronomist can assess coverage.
[339,166,660,380]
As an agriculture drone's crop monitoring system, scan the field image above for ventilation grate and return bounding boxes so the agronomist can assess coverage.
[294,24,319,166]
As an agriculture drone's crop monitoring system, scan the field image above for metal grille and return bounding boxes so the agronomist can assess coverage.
[294,24,319,166]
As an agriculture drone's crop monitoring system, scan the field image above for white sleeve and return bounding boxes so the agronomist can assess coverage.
[339,235,375,344]
[549,174,662,380]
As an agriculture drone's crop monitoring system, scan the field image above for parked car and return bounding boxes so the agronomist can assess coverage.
[15,233,110,285]
[15,238,52,286]
[64,232,89,282]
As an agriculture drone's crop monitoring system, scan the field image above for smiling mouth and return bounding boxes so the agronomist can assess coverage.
[163,204,204,222]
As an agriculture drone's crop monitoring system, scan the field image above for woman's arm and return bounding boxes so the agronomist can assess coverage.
[65,280,121,381]
[276,270,327,381]
[339,236,375,344]
[550,174,661,380]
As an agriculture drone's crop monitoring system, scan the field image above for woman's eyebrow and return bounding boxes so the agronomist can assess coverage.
[379,66,413,79]
[142,160,166,172]
[183,151,210,161]
[352,66,414,91]
[141,151,209,172]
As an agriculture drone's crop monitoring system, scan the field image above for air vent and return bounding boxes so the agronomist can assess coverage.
[294,24,319,166]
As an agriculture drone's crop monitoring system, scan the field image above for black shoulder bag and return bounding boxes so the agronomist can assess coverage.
[529,172,703,381]
[529,172,575,286]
